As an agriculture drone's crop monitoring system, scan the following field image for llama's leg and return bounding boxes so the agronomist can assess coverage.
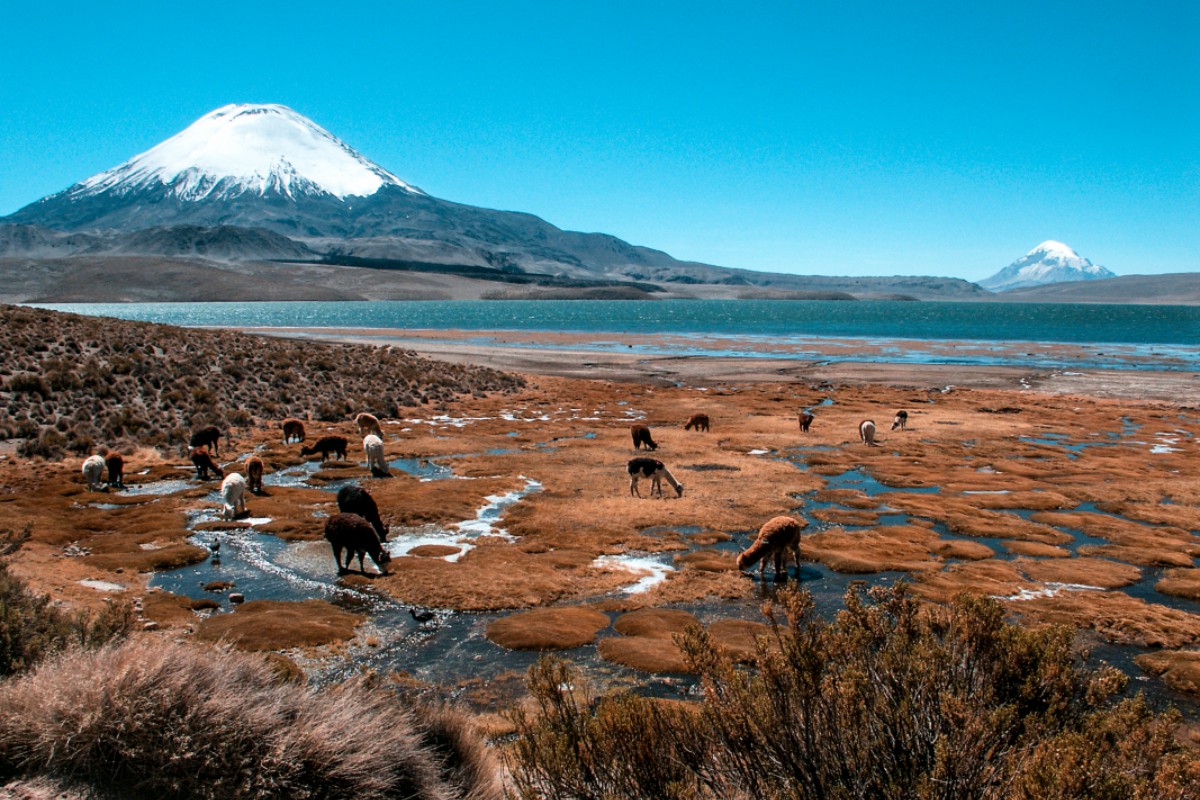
[630,475,640,497]
[773,548,786,582]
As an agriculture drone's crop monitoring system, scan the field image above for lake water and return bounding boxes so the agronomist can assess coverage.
[35,300,1200,370]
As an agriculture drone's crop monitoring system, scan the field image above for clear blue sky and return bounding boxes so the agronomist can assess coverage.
[2,1,1196,280]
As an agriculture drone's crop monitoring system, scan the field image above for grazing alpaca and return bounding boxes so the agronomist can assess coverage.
[798,412,814,432]
[363,434,389,477]
[355,412,384,438]
[891,410,908,431]
[282,418,306,444]
[627,457,684,498]
[859,419,879,446]
[189,426,222,456]
[337,485,388,542]
[219,472,247,520]
[325,513,391,575]
[245,455,264,493]
[82,455,106,492]
[737,515,804,582]
[630,424,658,451]
[684,413,710,432]
[190,447,224,480]
[300,435,349,461]
[104,452,124,489]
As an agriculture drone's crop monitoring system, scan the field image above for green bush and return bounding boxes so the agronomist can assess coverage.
[0,558,133,677]
[506,584,1200,799]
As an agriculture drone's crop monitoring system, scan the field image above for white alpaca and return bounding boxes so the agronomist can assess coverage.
[363,434,388,476]
[82,455,106,492]
[220,473,247,520]
[627,457,684,498]
[859,419,878,446]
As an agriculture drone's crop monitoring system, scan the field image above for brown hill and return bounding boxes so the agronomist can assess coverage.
[0,304,524,458]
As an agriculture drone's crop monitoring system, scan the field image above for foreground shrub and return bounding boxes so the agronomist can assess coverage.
[0,638,502,800]
[0,559,132,677]
[506,584,1199,799]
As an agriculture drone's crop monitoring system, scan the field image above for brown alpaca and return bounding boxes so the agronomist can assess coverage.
[245,456,264,493]
[325,513,391,575]
[630,424,658,451]
[104,452,124,489]
[189,426,222,456]
[859,419,878,446]
[337,485,388,542]
[300,435,349,461]
[684,413,710,432]
[190,448,223,480]
[737,515,804,582]
[282,418,306,444]
[891,410,908,431]
[798,412,814,432]
[355,412,383,438]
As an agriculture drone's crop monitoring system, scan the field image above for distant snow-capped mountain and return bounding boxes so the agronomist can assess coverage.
[0,103,987,299]
[74,103,422,202]
[3,103,704,279]
[980,241,1114,291]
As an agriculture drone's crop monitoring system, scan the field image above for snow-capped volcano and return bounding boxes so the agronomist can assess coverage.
[980,241,1115,291]
[0,103,987,298]
[73,103,422,202]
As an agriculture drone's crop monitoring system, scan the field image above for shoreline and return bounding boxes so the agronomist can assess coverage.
[244,326,1200,404]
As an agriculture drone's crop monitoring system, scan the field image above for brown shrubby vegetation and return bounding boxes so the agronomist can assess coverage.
[0,638,502,800]
[0,558,132,677]
[0,305,524,457]
[506,584,1200,799]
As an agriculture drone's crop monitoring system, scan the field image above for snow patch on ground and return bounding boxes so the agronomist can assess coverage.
[593,555,674,594]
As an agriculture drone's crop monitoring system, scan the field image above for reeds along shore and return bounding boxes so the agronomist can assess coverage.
[0,305,1199,794]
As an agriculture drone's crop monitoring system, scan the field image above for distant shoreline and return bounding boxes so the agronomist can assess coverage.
[247,326,1200,405]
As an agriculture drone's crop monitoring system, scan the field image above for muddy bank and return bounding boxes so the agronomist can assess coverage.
[250,326,1200,404]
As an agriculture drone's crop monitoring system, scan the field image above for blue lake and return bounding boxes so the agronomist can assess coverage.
[34,299,1200,370]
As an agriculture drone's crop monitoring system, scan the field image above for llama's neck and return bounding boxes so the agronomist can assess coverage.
[659,468,681,491]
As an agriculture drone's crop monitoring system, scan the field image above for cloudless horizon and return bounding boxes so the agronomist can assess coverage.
[2,1,1196,281]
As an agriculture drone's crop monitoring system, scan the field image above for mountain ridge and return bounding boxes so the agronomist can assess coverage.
[981,241,1115,291]
[8,104,1177,303]
[1,104,991,300]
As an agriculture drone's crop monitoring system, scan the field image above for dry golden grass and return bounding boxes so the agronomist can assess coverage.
[193,599,364,651]
[0,638,502,799]
[485,607,611,650]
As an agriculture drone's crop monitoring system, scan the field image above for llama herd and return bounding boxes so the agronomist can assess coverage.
[627,406,910,581]
[79,403,910,585]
